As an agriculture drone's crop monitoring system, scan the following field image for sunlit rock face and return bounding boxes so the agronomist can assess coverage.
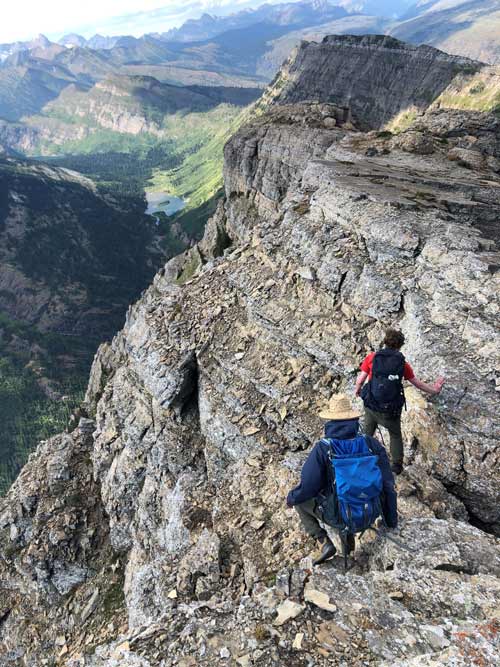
[0,35,499,667]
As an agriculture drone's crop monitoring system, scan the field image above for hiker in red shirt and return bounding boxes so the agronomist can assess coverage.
[355,328,444,475]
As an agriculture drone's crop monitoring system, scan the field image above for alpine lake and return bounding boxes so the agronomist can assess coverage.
[146,191,186,223]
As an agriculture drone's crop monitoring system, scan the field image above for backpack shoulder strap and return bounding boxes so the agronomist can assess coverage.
[319,438,335,459]
[396,350,406,374]
[362,435,374,454]
[372,349,385,376]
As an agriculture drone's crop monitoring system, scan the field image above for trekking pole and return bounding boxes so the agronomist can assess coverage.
[454,386,468,409]
[377,427,386,448]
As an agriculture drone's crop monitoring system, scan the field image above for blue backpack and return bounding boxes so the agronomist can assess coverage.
[317,436,384,568]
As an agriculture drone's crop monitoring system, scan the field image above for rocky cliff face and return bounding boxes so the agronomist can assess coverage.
[267,35,486,130]
[1,36,499,667]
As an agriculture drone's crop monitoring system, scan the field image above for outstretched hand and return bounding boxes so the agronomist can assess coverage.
[434,376,445,394]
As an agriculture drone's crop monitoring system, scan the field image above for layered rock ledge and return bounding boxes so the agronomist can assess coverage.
[1,35,499,667]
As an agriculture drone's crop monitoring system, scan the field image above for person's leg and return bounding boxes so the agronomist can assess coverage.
[294,499,326,540]
[294,499,336,564]
[377,413,404,467]
[363,407,378,437]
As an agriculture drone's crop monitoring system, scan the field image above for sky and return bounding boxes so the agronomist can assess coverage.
[0,0,302,43]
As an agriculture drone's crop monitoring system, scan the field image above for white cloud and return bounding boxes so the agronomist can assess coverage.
[1,1,159,41]
[0,0,302,43]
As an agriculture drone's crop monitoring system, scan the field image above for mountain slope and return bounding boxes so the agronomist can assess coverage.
[391,0,500,63]
[0,157,161,332]
[0,56,83,121]
[0,156,166,491]
[42,75,259,130]
[335,0,415,14]
[0,75,260,195]
[0,35,499,667]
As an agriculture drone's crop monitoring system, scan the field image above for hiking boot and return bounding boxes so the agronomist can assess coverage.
[391,462,403,475]
[313,535,336,565]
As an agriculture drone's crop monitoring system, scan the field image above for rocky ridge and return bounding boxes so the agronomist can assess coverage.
[1,36,499,667]
[265,34,486,129]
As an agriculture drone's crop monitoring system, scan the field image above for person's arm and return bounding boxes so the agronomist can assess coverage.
[409,376,445,396]
[355,370,368,397]
[287,443,327,507]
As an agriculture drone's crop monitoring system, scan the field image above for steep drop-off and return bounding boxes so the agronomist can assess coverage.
[0,36,499,667]
[0,157,165,491]
[0,157,162,335]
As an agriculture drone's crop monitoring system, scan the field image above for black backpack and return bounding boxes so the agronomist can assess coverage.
[361,349,406,415]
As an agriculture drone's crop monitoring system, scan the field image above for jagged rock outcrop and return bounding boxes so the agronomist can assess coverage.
[220,100,500,528]
[1,36,499,667]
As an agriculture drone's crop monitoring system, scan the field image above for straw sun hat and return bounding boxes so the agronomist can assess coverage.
[318,393,361,421]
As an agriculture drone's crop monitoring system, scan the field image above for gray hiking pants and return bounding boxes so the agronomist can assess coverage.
[294,498,326,541]
[364,407,404,466]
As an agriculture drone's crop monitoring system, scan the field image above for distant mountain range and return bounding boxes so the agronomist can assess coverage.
[0,0,499,94]
[158,0,350,41]
[58,33,120,50]
[393,0,500,63]
[0,2,497,114]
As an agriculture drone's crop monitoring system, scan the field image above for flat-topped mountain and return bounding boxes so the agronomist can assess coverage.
[0,74,260,164]
[44,75,260,129]
[268,34,484,129]
[0,34,498,667]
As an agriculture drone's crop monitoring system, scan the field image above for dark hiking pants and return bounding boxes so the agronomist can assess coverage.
[363,407,404,466]
[294,498,327,541]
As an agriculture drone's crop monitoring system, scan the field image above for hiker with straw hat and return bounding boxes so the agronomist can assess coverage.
[287,393,397,565]
[319,394,361,421]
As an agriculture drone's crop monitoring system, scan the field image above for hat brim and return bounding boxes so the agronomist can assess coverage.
[318,409,361,420]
